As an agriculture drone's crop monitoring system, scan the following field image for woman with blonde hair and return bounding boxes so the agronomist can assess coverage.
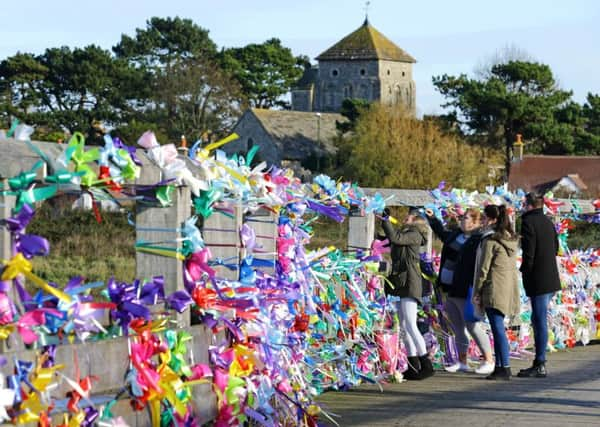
[425,207,494,374]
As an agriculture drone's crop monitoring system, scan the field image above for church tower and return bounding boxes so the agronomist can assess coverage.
[291,19,416,115]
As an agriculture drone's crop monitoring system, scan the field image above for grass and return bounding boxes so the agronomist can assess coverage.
[26,198,136,287]
[31,255,135,286]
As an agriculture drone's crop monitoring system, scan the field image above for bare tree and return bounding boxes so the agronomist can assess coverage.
[473,43,535,80]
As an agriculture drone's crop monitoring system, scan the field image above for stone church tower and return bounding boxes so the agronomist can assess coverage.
[292,19,416,115]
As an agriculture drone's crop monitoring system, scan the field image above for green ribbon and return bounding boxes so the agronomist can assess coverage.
[156,185,174,207]
[45,169,86,184]
[5,119,19,138]
[193,187,222,219]
[66,132,100,187]
[8,160,44,190]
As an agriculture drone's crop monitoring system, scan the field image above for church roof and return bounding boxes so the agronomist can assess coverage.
[245,108,346,158]
[316,19,416,63]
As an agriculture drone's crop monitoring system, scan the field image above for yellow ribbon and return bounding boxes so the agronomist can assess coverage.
[134,247,186,261]
[1,253,71,302]
[194,133,239,161]
[0,325,14,340]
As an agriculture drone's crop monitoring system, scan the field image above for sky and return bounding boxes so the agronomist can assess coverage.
[2,0,599,116]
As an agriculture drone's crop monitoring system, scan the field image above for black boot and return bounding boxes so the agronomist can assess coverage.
[403,356,423,380]
[485,365,500,380]
[517,360,547,378]
[418,355,435,379]
[486,366,511,380]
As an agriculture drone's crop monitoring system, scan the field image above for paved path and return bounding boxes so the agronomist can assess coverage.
[317,344,600,427]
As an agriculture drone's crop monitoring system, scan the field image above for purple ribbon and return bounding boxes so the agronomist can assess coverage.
[113,136,142,166]
[166,290,193,313]
[15,234,50,258]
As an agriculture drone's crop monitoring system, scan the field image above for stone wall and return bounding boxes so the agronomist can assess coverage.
[313,59,415,115]
[291,88,314,112]
[228,111,279,165]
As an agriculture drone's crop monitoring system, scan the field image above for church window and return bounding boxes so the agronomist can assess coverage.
[387,69,391,75]
[394,85,402,105]
[326,84,336,108]
[331,69,339,77]
[359,84,368,98]
[343,84,354,98]
[402,71,406,77]
[247,138,254,152]
[360,68,366,76]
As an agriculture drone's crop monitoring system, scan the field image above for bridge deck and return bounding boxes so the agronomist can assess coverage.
[318,344,600,427]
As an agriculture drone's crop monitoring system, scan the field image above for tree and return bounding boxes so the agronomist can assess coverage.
[330,103,499,189]
[114,17,244,142]
[433,61,573,178]
[113,16,218,68]
[154,57,245,142]
[220,38,308,108]
[336,98,371,133]
[0,46,140,141]
[579,93,600,153]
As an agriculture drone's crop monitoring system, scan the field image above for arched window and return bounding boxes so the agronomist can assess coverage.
[247,138,254,152]
[394,85,402,105]
[326,84,336,108]
[359,84,368,99]
[331,69,339,77]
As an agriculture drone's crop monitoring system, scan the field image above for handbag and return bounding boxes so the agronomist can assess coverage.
[464,286,484,322]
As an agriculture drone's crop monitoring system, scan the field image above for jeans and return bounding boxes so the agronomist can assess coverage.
[486,308,510,367]
[530,292,553,363]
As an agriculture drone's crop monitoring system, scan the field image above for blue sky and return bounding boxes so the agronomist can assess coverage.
[2,0,599,115]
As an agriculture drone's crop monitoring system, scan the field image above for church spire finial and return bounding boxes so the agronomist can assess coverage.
[363,1,371,26]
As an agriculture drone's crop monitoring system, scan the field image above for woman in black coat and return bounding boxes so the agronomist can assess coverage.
[381,208,433,380]
[517,193,561,378]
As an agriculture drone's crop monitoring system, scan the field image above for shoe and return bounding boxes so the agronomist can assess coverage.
[517,360,547,378]
[418,355,435,379]
[486,366,511,380]
[403,356,423,380]
[475,361,495,375]
[445,362,470,373]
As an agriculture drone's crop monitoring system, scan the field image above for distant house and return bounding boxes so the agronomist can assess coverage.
[509,155,600,198]
[225,108,346,177]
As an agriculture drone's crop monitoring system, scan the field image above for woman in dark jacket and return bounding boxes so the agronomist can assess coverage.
[381,208,433,380]
[426,208,494,374]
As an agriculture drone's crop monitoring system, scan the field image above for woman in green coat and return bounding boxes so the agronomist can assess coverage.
[473,204,520,380]
[381,208,433,380]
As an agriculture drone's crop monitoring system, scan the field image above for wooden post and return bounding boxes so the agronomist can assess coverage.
[347,213,375,252]
[0,180,12,263]
[135,154,191,327]
[202,206,242,281]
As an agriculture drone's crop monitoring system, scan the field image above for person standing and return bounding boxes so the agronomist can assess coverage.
[381,208,433,380]
[473,205,520,380]
[517,192,562,378]
[426,208,495,375]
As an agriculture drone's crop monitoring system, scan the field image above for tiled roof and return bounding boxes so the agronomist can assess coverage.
[250,108,345,158]
[362,188,433,206]
[509,155,600,197]
[316,19,416,63]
